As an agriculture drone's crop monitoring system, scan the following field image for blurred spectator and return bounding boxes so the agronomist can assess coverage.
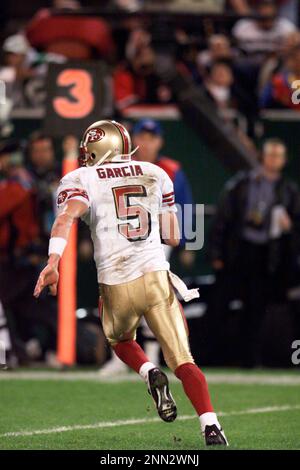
[260,44,300,109]
[113,46,173,111]
[0,33,65,111]
[203,60,235,110]
[203,60,253,116]
[258,30,300,92]
[26,1,115,60]
[232,0,296,58]
[26,132,60,247]
[125,28,152,62]
[202,59,258,145]
[0,34,35,109]
[0,141,56,364]
[197,34,237,71]
[0,140,39,259]
[208,138,300,367]
[229,0,298,24]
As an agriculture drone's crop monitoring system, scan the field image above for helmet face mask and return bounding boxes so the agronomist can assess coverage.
[78,120,132,167]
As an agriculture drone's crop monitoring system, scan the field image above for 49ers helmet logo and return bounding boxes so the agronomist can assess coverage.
[57,190,67,205]
[86,127,105,143]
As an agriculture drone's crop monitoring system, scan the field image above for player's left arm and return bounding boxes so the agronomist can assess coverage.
[158,167,180,246]
[33,199,88,298]
[159,211,180,247]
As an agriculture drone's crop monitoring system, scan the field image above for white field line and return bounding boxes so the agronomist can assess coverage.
[1,405,300,439]
[1,371,300,385]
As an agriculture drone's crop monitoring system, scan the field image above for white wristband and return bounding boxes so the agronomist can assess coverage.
[48,237,67,257]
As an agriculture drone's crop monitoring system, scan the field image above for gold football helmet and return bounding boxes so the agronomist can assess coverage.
[79,120,133,167]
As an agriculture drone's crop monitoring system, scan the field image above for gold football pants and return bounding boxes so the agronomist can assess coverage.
[99,270,194,371]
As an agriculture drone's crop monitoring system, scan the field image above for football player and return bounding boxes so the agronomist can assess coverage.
[98,118,195,377]
[33,120,228,446]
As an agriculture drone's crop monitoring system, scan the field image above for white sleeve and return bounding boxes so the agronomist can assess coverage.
[56,170,90,210]
[159,169,177,214]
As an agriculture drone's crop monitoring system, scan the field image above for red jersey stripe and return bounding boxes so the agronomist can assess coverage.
[162,191,174,198]
[113,122,129,155]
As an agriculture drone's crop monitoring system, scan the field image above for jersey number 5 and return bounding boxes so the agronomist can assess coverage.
[112,185,151,242]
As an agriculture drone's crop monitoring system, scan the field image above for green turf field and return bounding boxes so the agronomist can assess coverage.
[0,369,300,450]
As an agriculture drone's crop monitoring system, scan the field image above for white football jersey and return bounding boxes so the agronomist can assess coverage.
[56,160,177,284]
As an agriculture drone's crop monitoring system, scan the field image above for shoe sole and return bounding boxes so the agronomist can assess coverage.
[148,369,177,423]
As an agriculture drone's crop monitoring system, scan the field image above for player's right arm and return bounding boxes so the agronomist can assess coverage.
[33,199,88,298]
[33,170,90,298]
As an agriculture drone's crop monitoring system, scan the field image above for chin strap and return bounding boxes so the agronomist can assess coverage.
[110,146,139,163]
[95,150,112,166]
[95,146,139,166]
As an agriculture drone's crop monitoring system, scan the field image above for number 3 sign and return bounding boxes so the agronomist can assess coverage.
[44,62,110,137]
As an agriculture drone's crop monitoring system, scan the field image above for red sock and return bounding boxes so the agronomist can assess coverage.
[175,363,214,416]
[113,340,150,373]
